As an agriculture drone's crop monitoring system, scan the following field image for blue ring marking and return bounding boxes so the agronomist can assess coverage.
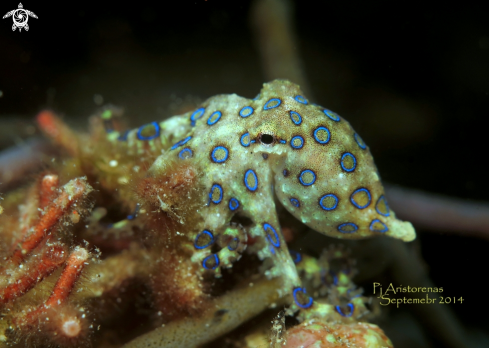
[137,121,160,141]
[299,169,316,186]
[194,230,215,249]
[354,133,367,149]
[178,147,193,159]
[264,223,280,248]
[250,140,256,144]
[290,198,300,208]
[350,188,371,209]
[127,203,141,220]
[240,133,251,147]
[337,222,359,233]
[375,195,390,217]
[209,184,223,204]
[289,249,302,264]
[335,303,354,317]
[289,111,302,125]
[319,194,339,211]
[190,107,205,126]
[202,254,219,270]
[211,146,229,163]
[228,197,240,211]
[279,139,286,144]
[370,219,388,233]
[207,111,222,126]
[239,106,254,118]
[323,109,340,122]
[228,237,240,251]
[313,126,331,144]
[293,287,313,309]
[244,169,258,191]
[171,136,192,150]
[294,95,308,104]
[263,98,281,110]
[340,152,357,172]
[117,130,130,141]
[290,135,304,149]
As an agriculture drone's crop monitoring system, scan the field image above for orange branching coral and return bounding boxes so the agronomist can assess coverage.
[0,175,94,346]
[12,247,91,347]
[0,109,211,347]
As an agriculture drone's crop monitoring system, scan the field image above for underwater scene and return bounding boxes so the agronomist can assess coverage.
[0,1,488,347]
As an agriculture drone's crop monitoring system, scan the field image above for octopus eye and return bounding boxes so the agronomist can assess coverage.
[259,133,275,145]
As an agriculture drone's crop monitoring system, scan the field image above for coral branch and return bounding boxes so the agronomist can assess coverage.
[39,174,59,210]
[8,248,91,348]
[15,247,89,326]
[251,0,312,97]
[10,177,91,265]
[0,243,67,305]
[45,246,89,308]
[385,184,489,239]
[122,277,285,348]
[36,110,79,157]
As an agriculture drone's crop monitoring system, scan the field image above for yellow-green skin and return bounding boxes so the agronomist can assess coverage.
[114,80,415,304]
